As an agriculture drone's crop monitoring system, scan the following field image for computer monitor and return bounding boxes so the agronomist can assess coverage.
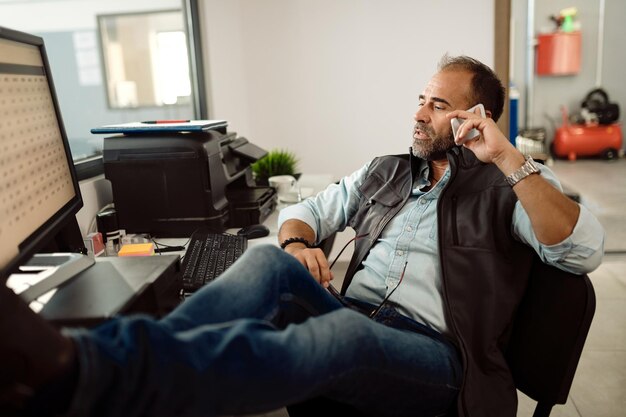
[0,26,85,283]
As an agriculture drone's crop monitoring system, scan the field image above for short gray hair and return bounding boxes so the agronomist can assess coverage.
[438,54,505,122]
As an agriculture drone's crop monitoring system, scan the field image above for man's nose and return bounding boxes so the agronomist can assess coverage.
[414,106,429,123]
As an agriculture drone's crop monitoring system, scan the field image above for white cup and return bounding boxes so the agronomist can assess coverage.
[268,175,301,203]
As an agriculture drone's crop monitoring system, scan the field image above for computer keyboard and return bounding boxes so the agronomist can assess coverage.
[181,231,247,292]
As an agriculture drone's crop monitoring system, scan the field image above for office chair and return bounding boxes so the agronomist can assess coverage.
[286,256,596,417]
[506,256,595,417]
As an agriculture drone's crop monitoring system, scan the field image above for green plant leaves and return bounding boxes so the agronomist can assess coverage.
[251,149,299,179]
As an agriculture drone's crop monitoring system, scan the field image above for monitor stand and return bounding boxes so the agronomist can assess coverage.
[18,253,95,303]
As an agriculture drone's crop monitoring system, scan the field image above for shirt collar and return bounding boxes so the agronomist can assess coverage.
[413,160,450,194]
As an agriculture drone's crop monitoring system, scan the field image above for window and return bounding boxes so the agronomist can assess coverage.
[1,0,206,180]
[98,10,193,109]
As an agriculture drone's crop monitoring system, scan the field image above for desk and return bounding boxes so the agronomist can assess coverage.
[8,175,340,326]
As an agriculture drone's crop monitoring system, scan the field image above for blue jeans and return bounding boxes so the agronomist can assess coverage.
[65,245,461,417]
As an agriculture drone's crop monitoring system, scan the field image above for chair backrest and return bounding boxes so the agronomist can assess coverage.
[287,256,596,417]
[505,256,596,416]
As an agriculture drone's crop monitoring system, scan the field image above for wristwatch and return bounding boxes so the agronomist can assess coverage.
[505,156,540,187]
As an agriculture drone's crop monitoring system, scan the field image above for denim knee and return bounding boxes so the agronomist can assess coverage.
[245,244,283,259]
[242,245,310,281]
[245,245,299,270]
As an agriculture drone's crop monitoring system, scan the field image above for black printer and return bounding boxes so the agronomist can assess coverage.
[103,130,276,237]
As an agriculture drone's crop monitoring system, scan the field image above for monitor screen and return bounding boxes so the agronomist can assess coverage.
[0,27,83,281]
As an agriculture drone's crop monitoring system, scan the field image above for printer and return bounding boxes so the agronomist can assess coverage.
[103,130,277,237]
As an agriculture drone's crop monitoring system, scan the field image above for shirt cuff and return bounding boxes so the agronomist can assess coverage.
[538,204,605,273]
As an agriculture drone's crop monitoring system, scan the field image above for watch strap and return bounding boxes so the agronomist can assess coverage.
[505,156,540,187]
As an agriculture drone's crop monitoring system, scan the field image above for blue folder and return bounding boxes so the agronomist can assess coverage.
[91,120,228,134]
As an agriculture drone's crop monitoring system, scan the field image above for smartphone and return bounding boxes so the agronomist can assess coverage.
[451,103,486,144]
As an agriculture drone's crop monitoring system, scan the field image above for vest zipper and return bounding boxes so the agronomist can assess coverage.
[451,195,459,245]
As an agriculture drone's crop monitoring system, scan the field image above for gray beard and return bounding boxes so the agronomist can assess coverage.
[411,124,455,161]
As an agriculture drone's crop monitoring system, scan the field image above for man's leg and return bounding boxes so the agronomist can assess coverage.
[68,306,460,417]
[65,246,460,416]
[0,245,343,414]
[2,245,461,416]
[1,244,335,415]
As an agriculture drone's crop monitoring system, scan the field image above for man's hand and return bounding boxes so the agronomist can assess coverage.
[283,245,334,288]
[446,107,517,165]
[279,219,334,288]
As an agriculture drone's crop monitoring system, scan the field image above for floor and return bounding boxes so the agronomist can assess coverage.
[241,158,626,417]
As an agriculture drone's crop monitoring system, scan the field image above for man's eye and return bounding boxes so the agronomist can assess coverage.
[417,102,424,107]
[434,105,445,110]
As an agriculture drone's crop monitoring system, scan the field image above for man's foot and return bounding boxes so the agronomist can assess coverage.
[0,284,76,412]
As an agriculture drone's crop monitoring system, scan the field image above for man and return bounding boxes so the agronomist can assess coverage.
[1,56,603,417]
[277,55,604,415]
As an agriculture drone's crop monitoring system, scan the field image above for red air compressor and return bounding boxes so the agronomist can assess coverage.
[552,107,622,160]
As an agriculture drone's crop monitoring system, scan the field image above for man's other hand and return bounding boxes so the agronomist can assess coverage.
[284,246,334,288]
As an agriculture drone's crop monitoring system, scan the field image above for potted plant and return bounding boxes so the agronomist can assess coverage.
[252,149,299,185]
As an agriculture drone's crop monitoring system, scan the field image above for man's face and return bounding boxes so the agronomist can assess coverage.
[412,70,474,161]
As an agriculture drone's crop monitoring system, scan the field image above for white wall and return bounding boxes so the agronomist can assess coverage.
[200,0,495,180]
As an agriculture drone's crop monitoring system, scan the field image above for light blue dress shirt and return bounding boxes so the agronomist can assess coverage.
[278,159,605,335]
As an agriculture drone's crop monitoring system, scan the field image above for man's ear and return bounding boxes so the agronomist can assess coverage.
[485,109,493,119]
